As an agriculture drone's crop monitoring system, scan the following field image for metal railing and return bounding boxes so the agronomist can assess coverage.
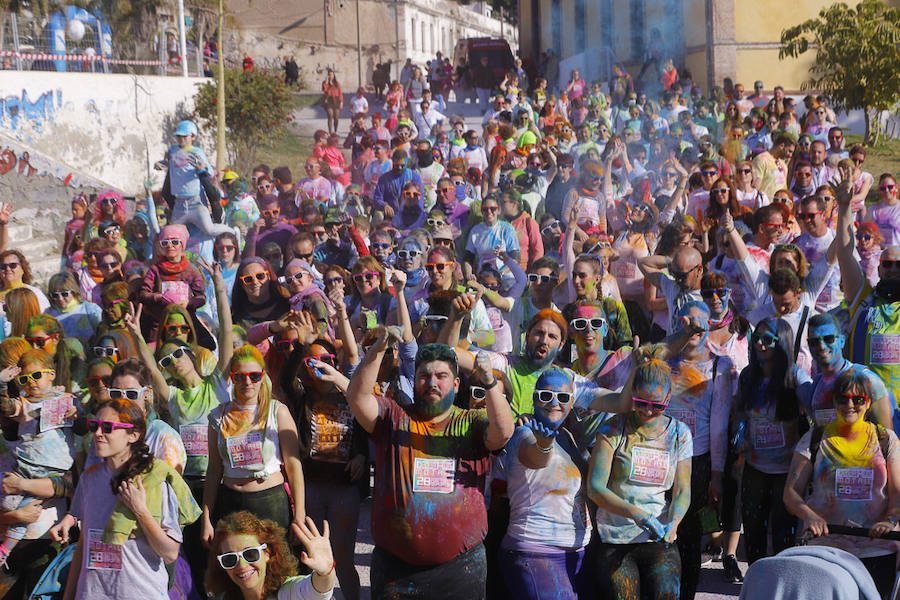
[0,11,216,77]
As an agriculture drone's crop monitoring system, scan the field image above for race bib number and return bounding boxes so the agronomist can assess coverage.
[40,394,74,433]
[616,261,637,279]
[753,420,785,450]
[835,467,874,501]
[412,458,455,494]
[629,446,670,485]
[226,432,264,470]
[815,408,837,426]
[870,334,900,365]
[87,529,123,571]
[180,424,208,457]
[667,409,696,437]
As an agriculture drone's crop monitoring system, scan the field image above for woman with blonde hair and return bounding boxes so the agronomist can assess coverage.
[200,344,305,547]
[6,287,40,338]
[46,271,102,347]
[0,250,48,311]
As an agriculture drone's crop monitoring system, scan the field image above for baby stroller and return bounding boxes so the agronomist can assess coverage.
[740,525,900,600]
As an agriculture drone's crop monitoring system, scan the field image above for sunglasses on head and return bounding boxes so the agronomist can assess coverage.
[633,396,668,411]
[353,271,380,283]
[528,273,558,284]
[230,371,264,384]
[397,250,421,259]
[240,272,268,285]
[217,545,267,570]
[808,334,837,347]
[533,390,573,405]
[752,331,779,348]
[26,335,57,348]
[835,392,869,407]
[425,262,453,273]
[159,238,181,248]
[109,387,147,401]
[87,419,135,434]
[93,346,118,358]
[16,369,53,385]
[570,317,606,331]
[700,288,729,300]
[158,347,191,369]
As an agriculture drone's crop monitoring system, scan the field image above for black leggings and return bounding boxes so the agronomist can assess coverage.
[597,541,681,600]
[370,543,486,600]
[675,453,710,600]
[211,483,292,530]
[741,464,796,564]
[861,553,898,599]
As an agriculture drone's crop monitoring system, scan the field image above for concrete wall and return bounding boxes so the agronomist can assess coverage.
[0,71,210,194]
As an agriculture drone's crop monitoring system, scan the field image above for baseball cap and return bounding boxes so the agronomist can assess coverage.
[220,169,238,183]
[174,120,198,137]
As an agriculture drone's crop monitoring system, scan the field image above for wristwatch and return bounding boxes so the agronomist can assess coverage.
[482,378,498,390]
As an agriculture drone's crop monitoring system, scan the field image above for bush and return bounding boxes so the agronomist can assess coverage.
[193,68,294,173]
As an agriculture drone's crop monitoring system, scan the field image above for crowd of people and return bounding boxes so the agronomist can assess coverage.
[0,49,898,600]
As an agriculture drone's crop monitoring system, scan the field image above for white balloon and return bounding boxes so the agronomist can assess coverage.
[66,19,85,42]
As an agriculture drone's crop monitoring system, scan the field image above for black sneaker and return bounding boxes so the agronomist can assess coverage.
[723,554,744,583]
[701,545,722,566]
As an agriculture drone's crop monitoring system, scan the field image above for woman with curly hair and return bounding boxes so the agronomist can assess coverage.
[205,510,336,600]
[84,190,127,242]
[0,250,48,311]
[58,398,200,599]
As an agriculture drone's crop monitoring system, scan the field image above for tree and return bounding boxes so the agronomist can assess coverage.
[780,0,900,144]
[193,67,293,173]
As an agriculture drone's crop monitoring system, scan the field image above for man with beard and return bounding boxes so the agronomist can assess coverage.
[346,334,514,599]
[413,139,446,211]
[800,313,894,429]
[837,181,900,411]
[242,194,298,260]
[446,298,629,419]
[752,132,795,201]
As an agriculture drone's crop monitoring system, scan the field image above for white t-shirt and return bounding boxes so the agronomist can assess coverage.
[349,96,368,115]
[736,188,769,211]
[794,230,841,311]
[868,202,900,247]
[748,293,819,377]
[501,426,592,550]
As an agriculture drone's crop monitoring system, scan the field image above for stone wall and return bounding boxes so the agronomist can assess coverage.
[0,71,212,195]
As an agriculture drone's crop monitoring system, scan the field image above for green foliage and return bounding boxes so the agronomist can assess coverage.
[193,67,294,173]
[779,0,900,143]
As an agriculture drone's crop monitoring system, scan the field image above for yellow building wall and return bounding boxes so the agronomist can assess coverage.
[684,50,707,88]
[735,48,819,92]
[683,0,707,48]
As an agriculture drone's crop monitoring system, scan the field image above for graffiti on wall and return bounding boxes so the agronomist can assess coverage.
[0,90,63,131]
[0,144,78,186]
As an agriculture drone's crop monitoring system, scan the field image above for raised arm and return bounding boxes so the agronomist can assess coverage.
[637,254,669,289]
[472,350,514,451]
[346,327,402,433]
[198,257,233,371]
[562,197,583,304]
[389,269,415,343]
[123,308,169,401]
[328,286,359,366]
[835,178,865,304]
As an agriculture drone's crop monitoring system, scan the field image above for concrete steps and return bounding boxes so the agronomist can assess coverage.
[7,220,62,289]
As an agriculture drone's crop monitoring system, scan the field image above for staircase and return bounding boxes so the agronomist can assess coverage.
[7,220,62,289]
